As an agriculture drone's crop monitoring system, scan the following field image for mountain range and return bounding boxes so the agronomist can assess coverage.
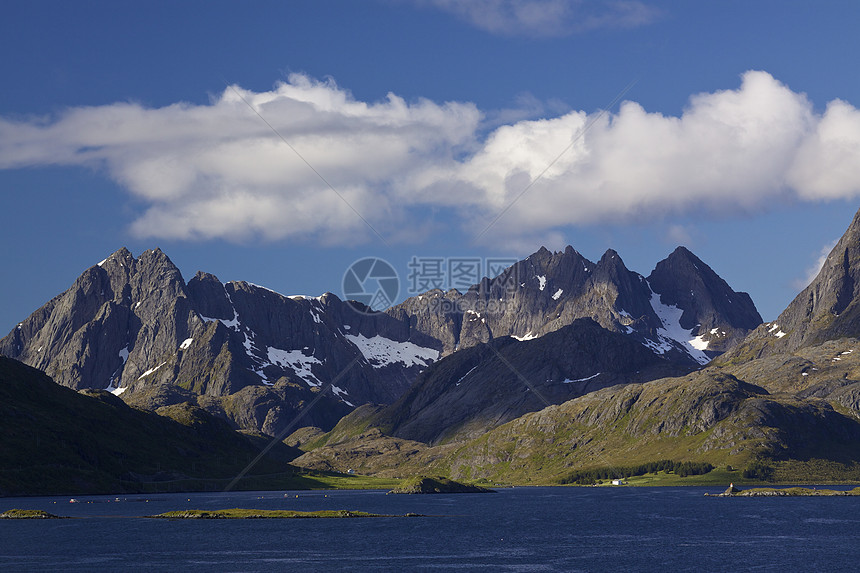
[10,208,860,488]
[292,210,860,483]
[1,243,761,443]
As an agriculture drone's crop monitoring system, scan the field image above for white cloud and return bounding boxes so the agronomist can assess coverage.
[0,75,481,242]
[419,0,660,37]
[788,99,860,199]
[3,71,860,247]
[462,71,820,242]
[664,225,694,247]
[793,239,839,291]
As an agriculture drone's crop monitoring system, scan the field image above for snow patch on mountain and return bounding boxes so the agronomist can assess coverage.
[138,362,166,380]
[266,347,323,387]
[689,334,709,351]
[647,288,711,365]
[331,385,354,406]
[563,372,601,383]
[456,365,479,386]
[246,282,287,298]
[345,334,439,368]
[200,308,240,330]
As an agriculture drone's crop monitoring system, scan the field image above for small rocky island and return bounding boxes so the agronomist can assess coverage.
[146,509,398,519]
[387,476,495,494]
[707,485,860,497]
[0,509,64,519]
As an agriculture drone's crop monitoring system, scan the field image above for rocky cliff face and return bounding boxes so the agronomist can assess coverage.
[0,248,441,435]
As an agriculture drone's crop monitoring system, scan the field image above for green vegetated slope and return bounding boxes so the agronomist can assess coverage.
[294,348,860,485]
[289,406,459,479]
[440,365,860,484]
[0,356,307,495]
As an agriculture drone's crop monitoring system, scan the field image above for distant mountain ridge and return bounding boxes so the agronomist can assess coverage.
[369,318,692,445]
[392,244,761,365]
[292,246,762,449]
[1,244,761,437]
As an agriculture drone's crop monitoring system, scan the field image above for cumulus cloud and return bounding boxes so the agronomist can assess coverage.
[0,75,481,242]
[2,71,860,247]
[787,100,860,199]
[793,239,839,290]
[462,70,823,241]
[419,0,660,37]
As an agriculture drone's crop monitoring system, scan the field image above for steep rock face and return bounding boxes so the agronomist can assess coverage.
[647,246,763,355]
[0,248,195,390]
[0,248,441,435]
[372,318,692,445]
[722,207,860,363]
[388,245,598,354]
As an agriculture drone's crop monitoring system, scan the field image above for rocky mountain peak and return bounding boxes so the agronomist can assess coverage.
[0,248,447,436]
[187,271,233,320]
[584,249,653,324]
[647,246,762,355]
[388,242,760,364]
[590,249,630,281]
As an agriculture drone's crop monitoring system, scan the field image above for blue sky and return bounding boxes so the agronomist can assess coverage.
[2,0,860,333]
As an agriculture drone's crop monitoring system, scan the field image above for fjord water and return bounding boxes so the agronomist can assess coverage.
[2,487,859,571]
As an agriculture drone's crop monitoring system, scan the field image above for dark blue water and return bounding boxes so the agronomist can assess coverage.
[2,486,860,572]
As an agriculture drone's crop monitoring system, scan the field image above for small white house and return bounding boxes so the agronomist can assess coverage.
[611,479,624,486]
[346,469,355,475]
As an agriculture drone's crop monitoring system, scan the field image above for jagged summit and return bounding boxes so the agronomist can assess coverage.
[0,248,442,436]
[778,207,860,345]
[647,246,762,354]
[390,243,761,365]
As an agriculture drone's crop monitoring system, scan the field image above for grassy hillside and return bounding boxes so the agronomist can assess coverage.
[293,363,860,485]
